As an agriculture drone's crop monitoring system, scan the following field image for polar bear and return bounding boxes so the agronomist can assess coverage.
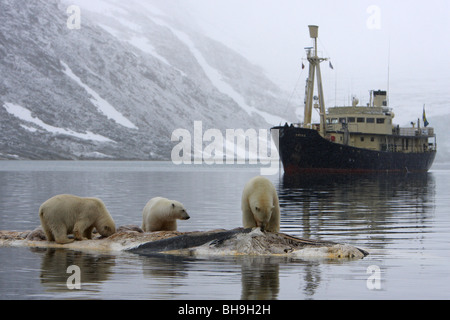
[141,197,190,232]
[39,194,116,244]
[241,176,280,232]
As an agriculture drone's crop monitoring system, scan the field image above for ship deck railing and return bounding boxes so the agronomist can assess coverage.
[381,144,437,153]
[283,123,435,139]
[396,127,435,137]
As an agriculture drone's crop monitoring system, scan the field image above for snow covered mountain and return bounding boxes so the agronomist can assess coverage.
[0,0,291,160]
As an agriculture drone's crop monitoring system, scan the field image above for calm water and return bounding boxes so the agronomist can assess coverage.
[0,160,449,300]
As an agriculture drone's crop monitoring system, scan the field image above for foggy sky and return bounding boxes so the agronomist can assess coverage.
[71,0,450,123]
[181,0,449,88]
[174,0,450,123]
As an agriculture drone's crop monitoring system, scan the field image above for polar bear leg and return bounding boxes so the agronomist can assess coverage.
[82,226,94,239]
[73,221,93,240]
[41,223,55,242]
[53,226,74,244]
[242,202,257,229]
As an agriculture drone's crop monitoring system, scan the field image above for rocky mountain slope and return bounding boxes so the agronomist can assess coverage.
[0,0,291,160]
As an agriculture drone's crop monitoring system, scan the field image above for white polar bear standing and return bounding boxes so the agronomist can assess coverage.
[241,176,280,232]
[39,194,116,244]
[141,197,190,232]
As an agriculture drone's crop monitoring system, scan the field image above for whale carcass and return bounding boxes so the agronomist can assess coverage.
[0,226,368,259]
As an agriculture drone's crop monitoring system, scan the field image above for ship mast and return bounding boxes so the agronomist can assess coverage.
[303,25,328,137]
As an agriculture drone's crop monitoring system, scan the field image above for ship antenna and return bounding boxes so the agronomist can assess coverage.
[387,38,391,106]
[334,67,337,107]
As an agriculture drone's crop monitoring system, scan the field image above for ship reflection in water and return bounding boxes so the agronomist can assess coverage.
[278,172,436,249]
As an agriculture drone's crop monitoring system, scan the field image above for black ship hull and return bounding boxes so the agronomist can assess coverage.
[271,126,436,174]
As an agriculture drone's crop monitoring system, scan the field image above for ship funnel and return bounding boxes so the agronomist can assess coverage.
[308,25,318,38]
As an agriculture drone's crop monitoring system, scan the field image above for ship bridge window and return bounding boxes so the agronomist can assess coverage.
[330,118,339,124]
[357,117,365,123]
[348,117,355,123]
[366,118,375,123]
[377,118,385,124]
[339,118,346,123]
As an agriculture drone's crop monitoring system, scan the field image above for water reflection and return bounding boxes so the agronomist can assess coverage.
[277,173,436,249]
[134,253,347,300]
[137,254,282,300]
[31,247,116,294]
[11,242,364,300]
[240,257,279,299]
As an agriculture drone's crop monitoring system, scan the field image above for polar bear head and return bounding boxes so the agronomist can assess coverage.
[170,201,190,221]
[252,201,274,232]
